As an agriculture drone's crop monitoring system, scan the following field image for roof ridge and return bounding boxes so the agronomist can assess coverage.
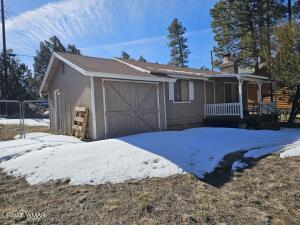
[118,57,220,74]
[57,52,114,62]
[113,58,151,74]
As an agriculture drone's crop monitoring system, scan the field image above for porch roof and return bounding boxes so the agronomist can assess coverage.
[207,73,274,82]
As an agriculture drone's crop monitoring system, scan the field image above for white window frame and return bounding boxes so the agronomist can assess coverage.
[171,79,194,104]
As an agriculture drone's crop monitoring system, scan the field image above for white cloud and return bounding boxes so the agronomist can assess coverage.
[5,0,113,52]
[3,0,214,67]
[81,28,210,54]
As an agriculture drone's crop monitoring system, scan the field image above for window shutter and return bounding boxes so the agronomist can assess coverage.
[189,80,194,101]
[168,82,174,101]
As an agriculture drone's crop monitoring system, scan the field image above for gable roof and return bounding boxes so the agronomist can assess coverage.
[58,53,151,76]
[40,52,270,95]
[116,58,220,77]
[40,53,177,93]
[40,53,218,94]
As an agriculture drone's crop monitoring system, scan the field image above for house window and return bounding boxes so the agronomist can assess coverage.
[225,83,239,103]
[174,79,189,102]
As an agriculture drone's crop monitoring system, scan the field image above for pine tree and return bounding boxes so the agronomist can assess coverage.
[199,66,210,71]
[138,56,147,62]
[210,0,285,72]
[67,44,81,55]
[264,22,300,122]
[33,36,80,94]
[121,51,131,59]
[0,50,36,100]
[167,18,190,67]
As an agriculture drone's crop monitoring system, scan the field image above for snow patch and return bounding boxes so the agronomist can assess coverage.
[0,128,300,185]
[243,146,283,159]
[0,118,50,126]
[232,160,248,171]
[280,140,300,158]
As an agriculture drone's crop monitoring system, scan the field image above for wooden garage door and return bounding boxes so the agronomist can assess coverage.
[104,80,160,138]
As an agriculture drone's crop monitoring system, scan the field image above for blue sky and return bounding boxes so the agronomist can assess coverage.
[4,0,218,69]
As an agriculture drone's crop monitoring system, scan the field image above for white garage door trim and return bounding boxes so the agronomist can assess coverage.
[102,78,162,139]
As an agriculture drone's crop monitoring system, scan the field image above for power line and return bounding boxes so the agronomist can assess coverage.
[14,53,35,58]
[4,12,38,50]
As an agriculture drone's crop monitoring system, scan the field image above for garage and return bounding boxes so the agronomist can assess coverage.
[103,80,161,138]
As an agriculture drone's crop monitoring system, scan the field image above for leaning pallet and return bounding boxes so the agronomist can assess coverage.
[72,107,89,140]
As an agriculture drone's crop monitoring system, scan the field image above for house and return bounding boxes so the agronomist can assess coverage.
[40,52,279,140]
[220,54,291,112]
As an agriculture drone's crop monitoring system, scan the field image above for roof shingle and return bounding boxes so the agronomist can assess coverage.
[57,52,220,78]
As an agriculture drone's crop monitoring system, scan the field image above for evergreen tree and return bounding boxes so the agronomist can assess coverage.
[210,0,286,72]
[66,44,81,55]
[138,55,147,62]
[121,51,131,59]
[264,22,300,122]
[0,50,36,100]
[199,66,210,71]
[33,35,80,94]
[167,18,190,67]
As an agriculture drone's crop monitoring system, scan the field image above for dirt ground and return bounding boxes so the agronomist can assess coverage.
[0,154,299,225]
[0,124,55,141]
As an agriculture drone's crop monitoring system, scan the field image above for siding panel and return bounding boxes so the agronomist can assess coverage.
[48,62,93,138]
[165,80,205,130]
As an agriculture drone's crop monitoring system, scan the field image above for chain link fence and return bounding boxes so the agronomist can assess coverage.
[0,99,68,140]
[0,100,22,140]
[21,100,51,139]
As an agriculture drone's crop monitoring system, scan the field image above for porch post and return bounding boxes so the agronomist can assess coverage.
[256,81,263,116]
[238,79,244,119]
[273,82,278,107]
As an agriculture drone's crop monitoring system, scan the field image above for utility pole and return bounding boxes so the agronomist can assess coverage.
[288,0,292,23]
[1,0,7,99]
[210,51,214,71]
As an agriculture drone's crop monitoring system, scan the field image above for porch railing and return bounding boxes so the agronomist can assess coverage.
[204,103,240,117]
[248,102,279,115]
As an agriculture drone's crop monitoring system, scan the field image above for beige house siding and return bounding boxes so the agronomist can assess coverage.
[48,62,93,138]
[93,77,105,139]
[165,80,205,130]
[212,78,248,110]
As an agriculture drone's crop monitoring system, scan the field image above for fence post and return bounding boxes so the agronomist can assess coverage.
[22,101,25,139]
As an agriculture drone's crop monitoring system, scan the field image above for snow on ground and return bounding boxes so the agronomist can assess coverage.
[280,140,300,158]
[0,118,50,126]
[232,160,248,171]
[0,128,300,185]
[0,133,81,163]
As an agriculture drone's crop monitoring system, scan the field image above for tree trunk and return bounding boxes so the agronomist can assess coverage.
[266,0,273,101]
[288,85,300,123]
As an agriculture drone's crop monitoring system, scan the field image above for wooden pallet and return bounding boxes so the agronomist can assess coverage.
[72,107,89,140]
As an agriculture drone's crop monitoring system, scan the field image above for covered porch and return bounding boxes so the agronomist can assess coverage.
[204,74,278,121]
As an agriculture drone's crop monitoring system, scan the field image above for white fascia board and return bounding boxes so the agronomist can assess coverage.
[40,54,176,94]
[39,53,55,95]
[113,58,151,73]
[87,71,177,83]
[220,73,270,80]
[54,52,88,75]
[208,73,271,81]
[168,74,209,80]
[39,53,88,94]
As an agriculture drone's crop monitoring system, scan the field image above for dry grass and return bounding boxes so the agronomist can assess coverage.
[0,124,54,141]
[0,155,299,225]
